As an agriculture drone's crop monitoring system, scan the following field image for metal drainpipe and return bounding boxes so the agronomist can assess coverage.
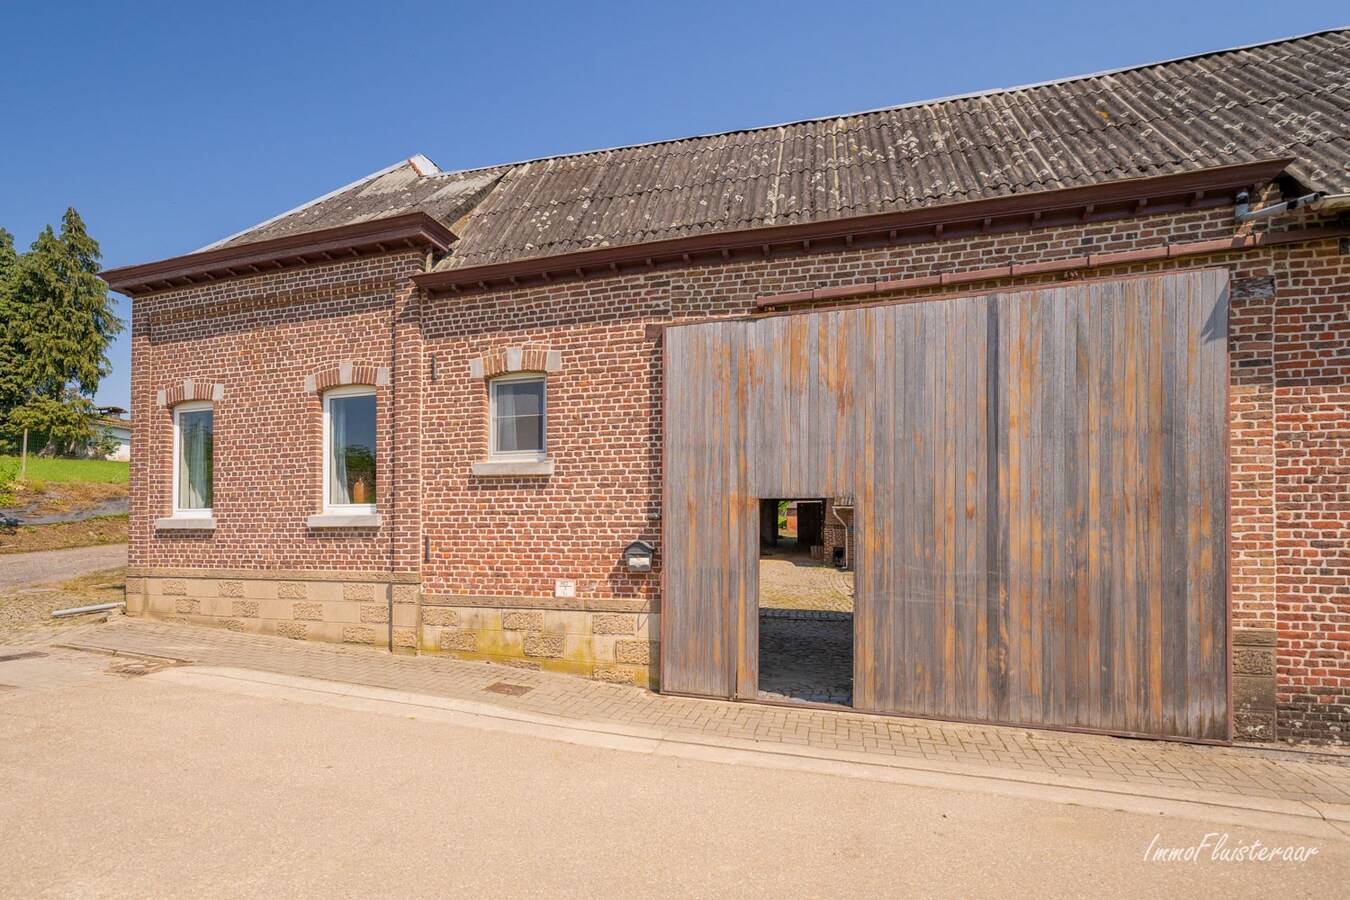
[388,294,396,654]
[1235,190,1323,223]
[831,500,853,570]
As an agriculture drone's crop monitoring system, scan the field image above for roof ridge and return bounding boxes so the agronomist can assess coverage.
[422,26,1347,179]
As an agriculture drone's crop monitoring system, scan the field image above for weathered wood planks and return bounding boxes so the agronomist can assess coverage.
[663,270,1229,739]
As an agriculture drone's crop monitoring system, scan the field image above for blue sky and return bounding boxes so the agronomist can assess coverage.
[3,1,1346,411]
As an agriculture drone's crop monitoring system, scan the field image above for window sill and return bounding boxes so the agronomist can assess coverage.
[307,513,383,529]
[155,516,217,531]
[472,458,554,477]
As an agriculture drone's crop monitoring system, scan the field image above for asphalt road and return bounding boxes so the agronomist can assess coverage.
[0,651,1343,899]
[0,543,127,588]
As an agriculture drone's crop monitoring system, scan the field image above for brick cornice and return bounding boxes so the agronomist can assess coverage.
[751,224,1350,309]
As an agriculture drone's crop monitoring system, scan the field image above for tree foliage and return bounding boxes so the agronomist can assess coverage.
[0,209,123,456]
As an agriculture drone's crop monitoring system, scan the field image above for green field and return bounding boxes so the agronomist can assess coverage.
[0,456,130,485]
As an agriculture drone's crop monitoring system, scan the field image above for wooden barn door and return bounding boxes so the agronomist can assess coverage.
[663,269,1230,740]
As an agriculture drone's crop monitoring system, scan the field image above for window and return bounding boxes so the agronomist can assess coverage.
[172,402,214,517]
[324,387,377,512]
[490,374,546,460]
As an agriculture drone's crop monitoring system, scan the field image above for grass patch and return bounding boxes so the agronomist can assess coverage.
[57,568,127,604]
[0,515,128,554]
[5,481,127,517]
[0,456,129,485]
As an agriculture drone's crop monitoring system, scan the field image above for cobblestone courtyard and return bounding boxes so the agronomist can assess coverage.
[758,547,855,704]
[757,547,854,612]
[758,614,854,705]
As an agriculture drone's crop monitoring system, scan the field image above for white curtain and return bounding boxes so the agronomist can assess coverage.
[178,410,213,510]
[330,398,350,505]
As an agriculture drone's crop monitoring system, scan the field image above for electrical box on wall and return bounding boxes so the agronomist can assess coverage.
[623,540,655,573]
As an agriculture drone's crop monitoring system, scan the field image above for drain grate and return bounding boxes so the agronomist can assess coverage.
[483,681,533,697]
[107,660,170,678]
[0,651,47,663]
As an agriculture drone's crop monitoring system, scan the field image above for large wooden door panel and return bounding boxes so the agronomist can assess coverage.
[663,270,1229,739]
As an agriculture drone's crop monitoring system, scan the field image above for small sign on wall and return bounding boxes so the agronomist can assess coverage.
[554,579,577,599]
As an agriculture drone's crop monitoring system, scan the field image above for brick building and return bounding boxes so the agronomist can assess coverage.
[105,31,1350,743]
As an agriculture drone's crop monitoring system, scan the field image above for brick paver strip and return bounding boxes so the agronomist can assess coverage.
[48,618,1350,808]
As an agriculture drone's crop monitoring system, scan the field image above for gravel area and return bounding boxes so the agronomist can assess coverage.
[0,546,128,644]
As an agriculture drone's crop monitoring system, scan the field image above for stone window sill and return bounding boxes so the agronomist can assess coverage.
[307,513,383,529]
[155,516,217,531]
[472,459,555,477]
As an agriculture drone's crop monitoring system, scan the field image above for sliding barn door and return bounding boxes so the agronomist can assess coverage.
[663,269,1229,740]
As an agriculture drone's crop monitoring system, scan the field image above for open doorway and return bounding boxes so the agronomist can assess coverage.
[757,498,854,706]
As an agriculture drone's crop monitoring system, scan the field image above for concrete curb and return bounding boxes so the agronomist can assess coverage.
[154,666,1350,841]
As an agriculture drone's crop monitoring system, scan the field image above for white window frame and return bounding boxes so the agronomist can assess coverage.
[489,373,547,461]
[322,385,378,515]
[171,400,214,518]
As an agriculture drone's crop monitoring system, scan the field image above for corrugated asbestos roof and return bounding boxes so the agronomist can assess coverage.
[215,29,1350,270]
[214,164,505,249]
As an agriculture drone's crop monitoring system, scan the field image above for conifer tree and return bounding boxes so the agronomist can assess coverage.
[0,209,123,455]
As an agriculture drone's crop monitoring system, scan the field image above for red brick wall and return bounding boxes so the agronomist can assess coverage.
[129,252,424,572]
[128,203,1350,741]
[419,288,667,604]
[1272,242,1350,742]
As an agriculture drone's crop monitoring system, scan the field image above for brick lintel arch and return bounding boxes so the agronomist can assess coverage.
[468,346,563,379]
[304,361,391,394]
[157,380,225,408]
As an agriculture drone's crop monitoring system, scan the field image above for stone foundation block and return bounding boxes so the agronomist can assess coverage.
[293,602,324,621]
[277,621,307,640]
[219,581,244,598]
[343,625,377,644]
[393,584,418,603]
[422,607,458,627]
[1234,646,1275,676]
[593,666,636,685]
[615,640,652,665]
[393,627,416,648]
[592,613,637,635]
[1232,627,1278,742]
[361,604,390,623]
[441,631,476,652]
[231,600,259,618]
[342,583,375,602]
[503,611,543,631]
[1233,627,1277,647]
[457,608,502,632]
[277,582,308,600]
[174,598,200,615]
[1235,711,1278,741]
[523,633,564,658]
[162,579,187,596]
[223,619,246,632]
